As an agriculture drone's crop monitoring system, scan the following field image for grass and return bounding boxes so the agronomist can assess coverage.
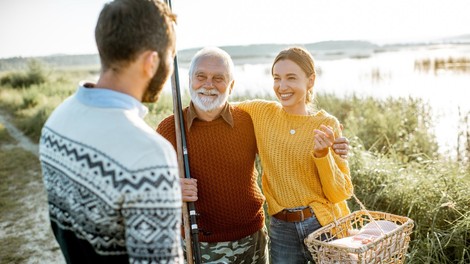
[1,64,470,263]
[318,93,439,162]
[0,121,63,263]
[0,166,31,262]
[0,123,15,144]
[348,143,470,263]
[0,65,93,142]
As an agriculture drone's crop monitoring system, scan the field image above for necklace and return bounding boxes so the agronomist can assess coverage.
[289,117,311,135]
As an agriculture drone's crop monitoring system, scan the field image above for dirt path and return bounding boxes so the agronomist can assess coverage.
[0,109,39,156]
[0,109,65,264]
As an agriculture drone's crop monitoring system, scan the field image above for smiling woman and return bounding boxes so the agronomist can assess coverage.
[236,46,353,263]
[272,57,315,115]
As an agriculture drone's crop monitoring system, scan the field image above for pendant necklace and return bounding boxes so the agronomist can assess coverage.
[289,117,311,135]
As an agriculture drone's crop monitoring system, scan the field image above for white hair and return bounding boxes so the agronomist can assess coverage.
[188,47,235,81]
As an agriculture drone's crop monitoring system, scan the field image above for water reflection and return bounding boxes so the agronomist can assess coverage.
[369,67,391,83]
[415,56,470,74]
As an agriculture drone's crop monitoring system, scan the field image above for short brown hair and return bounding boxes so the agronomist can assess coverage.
[271,47,316,104]
[95,0,176,71]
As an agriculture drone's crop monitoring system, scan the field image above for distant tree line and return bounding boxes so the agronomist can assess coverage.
[0,54,100,72]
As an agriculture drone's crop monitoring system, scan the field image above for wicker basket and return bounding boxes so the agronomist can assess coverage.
[305,210,414,264]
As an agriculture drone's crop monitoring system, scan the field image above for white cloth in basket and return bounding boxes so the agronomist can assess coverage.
[321,220,399,263]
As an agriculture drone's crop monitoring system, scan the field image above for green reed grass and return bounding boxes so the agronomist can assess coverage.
[0,60,48,88]
[0,123,15,144]
[318,93,439,162]
[1,65,469,263]
[349,144,470,263]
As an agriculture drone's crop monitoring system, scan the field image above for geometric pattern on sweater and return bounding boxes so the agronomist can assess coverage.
[40,127,182,263]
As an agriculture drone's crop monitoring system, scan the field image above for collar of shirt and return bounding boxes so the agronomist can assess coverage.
[75,82,149,119]
[186,102,234,130]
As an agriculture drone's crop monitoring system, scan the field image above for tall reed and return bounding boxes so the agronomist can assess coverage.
[1,68,469,263]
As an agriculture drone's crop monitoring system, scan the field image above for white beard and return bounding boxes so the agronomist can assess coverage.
[190,87,230,112]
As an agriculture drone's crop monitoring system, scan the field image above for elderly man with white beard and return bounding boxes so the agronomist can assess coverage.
[156,47,349,263]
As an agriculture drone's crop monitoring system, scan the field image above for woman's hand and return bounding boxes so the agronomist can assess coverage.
[332,137,350,159]
[314,124,335,158]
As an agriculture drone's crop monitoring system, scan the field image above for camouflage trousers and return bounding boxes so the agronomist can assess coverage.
[184,226,269,264]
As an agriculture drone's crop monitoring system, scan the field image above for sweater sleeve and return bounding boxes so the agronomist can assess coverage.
[122,190,183,263]
[234,99,267,117]
[312,117,353,204]
[122,147,183,263]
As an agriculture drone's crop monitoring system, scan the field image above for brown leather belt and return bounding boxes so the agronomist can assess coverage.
[273,207,314,222]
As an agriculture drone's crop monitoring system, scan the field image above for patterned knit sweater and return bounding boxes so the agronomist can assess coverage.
[157,105,265,243]
[39,86,183,263]
[237,100,353,226]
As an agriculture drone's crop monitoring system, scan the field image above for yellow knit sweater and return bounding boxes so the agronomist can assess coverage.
[237,100,353,226]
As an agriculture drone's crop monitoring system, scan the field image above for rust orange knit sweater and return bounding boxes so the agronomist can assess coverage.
[157,105,265,243]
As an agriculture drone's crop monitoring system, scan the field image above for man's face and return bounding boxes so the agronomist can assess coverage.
[142,49,174,103]
[189,56,233,112]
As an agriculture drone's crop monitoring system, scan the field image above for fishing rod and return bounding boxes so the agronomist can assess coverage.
[164,0,202,263]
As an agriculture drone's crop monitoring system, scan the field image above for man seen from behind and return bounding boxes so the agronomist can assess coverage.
[39,0,183,263]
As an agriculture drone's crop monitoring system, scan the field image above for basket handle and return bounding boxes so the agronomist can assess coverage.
[329,193,387,237]
[351,193,387,236]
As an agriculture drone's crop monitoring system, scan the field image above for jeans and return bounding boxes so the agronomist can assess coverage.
[269,212,322,264]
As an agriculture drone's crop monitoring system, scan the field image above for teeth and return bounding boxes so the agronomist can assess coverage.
[198,89,218,96]
[199,92,217,96]
[280,93,292,98]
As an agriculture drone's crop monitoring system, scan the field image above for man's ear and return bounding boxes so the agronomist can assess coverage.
[144,51,160,78]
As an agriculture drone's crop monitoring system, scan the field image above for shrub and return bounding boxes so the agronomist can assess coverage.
[0,75,75,142]
[16,104,55,142]
[318,93,439,162]
[0,60,47,88]
[350,151,470,263]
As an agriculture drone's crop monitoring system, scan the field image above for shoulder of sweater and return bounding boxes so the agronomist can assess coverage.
[316,109,337,120]
[129,127,177,167]
[156,114,176,141]
[315,109,341,128]
[156,105,192,131]
[157,114,176,129]
[45,114,177,170]
[228,105,256,127]
[230,104,253,115]
[134,122,174,148]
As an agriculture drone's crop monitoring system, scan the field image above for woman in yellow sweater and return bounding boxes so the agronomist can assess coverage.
[237,47,353,263]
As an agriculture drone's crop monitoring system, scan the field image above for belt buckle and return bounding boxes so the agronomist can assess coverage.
[299,210,305,222]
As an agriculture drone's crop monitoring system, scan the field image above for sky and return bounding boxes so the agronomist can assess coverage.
[0,0,469,59]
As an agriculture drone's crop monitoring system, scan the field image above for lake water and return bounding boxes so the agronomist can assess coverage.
[165,44,470,158]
